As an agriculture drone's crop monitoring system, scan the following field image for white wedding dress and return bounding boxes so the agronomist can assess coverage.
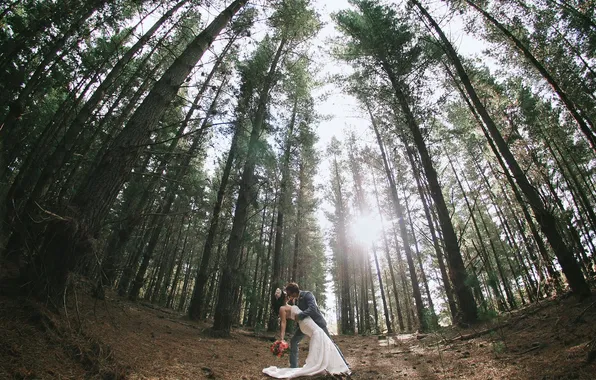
[262,305,350,379]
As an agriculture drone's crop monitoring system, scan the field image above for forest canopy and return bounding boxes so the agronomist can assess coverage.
[0,0,595,339]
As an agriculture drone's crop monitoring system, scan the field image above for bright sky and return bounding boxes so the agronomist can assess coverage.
[309,0,368,331]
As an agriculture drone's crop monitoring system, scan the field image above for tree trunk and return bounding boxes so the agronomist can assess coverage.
[472,154,532,303]
[167,229,190,309]
[0,1,107,138]
[492,169,540,299]
[21,1,191,208]
[33,0,247,301]
[158,216,187,305]
[405,146,458,322]
[188,123,241,320]
[372,244,393,334]
[292,159,305,282]
[177,245,196,311]
[464,0,596,151]
[332,155,355,334]
[382,59,478,324]
[422,1,591,296]
[212,35,286,336]
[247,190,269,327]
[269,94,298,322]
[117,218,153,296]
[128,202,174,301]
[367,257,380,333]
[446,151,508,311]
[260,200,277,329]
[371,170,405,331]
[403,183,437,326]
[368,104,430,330]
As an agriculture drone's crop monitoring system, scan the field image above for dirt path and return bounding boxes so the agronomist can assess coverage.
[1,289,595,379]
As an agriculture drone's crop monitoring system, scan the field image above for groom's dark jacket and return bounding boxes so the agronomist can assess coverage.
[294,290,327,331]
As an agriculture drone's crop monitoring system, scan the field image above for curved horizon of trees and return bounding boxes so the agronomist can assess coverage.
[0,0,594,337]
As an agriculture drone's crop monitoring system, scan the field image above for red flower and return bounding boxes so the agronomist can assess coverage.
[270,340,290,357]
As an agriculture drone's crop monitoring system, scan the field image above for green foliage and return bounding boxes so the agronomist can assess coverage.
[3,0,596,338]
[491,339,506,355]
[478,308,498,322]
[334,0,421,71]
[422,307,439,331]
[269,0,321,42]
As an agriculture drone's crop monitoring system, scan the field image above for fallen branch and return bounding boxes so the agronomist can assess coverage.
[446,302,552,343]
[519,343,543,355]
[587,337,596,362]
[573,300,596,323]
[452,324,510,341]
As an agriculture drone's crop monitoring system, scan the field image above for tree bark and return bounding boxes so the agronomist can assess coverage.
[405,146,458,322]
[212,35,286,336]
[372,244,393,334]
[34,0,248,300]
[464,0,596,151]
[418,0,591,296]
[269,94,298,322]
[371,170,405,331]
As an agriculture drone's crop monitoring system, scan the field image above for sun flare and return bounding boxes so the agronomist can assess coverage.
[349,213,384,246]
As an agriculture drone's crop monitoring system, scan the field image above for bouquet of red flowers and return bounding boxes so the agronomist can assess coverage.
[270,340,290,357]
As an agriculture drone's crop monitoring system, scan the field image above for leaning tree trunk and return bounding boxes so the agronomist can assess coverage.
[463,0,596,152]
[212,35,287,336]
[20,0,190,208]
[455,87,561,291]
[129,74,224,301]
[32,0,248,301]
[405,146,458,321]
[471,152,532,303]
[368,104,432,330]
[2,1,102,110]
[493,168,541,299]
[413,0,591,297]
[371,170,405,331]
[384,62,478,324]
[1,0,108,145]
[372,244,393,334]
[403,183,437,325]
[446,151,508,311]
[267,94,297,331]
[102,66,230,287]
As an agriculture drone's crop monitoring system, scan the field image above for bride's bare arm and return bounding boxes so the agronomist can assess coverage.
[279,305,292,341]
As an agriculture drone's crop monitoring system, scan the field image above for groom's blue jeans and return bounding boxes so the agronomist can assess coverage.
[289,325,348,368]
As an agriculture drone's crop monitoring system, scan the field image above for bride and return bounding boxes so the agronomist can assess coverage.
[262,297,350,378]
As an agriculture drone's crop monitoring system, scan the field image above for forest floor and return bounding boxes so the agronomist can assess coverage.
[1,281,595,380]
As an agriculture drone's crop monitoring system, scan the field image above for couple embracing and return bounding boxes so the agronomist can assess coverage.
[263,282,351,379]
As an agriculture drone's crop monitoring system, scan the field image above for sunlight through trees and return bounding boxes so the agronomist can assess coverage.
[0,0,595,339]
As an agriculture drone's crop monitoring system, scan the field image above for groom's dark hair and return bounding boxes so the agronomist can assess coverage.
[285,282,300,296]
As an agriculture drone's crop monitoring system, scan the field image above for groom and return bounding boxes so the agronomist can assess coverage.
[284,282,348,369]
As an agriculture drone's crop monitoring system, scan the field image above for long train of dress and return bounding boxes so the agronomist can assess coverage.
[263,305,350,379]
